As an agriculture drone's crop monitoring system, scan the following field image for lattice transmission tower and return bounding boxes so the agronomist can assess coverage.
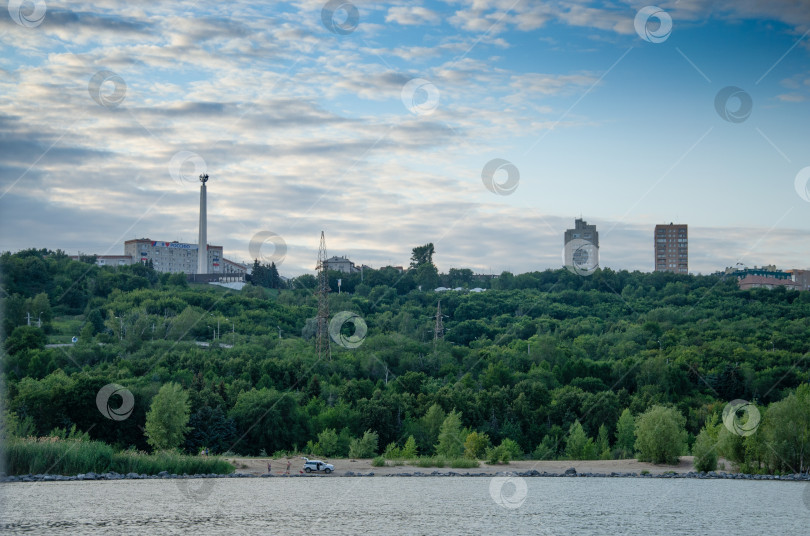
[316,231,331,360]
[433,299,444,353]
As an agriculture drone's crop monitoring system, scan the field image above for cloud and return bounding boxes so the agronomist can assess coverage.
[386,6,441,26]
[777,93,805,102]
[1,0,808,279]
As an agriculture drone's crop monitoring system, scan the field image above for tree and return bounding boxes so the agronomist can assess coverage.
[464,431,490,459]
[410,243,435,269]
[414,264,438,291]
[692,428,718,472]
[634,405,687,464]
[1,410,35,439]
[417,403,446,455]
[402,435,418,458]
[167,272,188,287]
[596,424,611,460]
[760,384,810,473]
[184,405,237,454]
[229,388,307,455]
[315,428,340,457]
[615,408,635,459]
[251,259,267,287]
[4,326,46,355]
[251,260,282,289]
[145,382,191,451]
[436,410,465,458]
[533,434,558,460]
[29,292,53,325]
[565,420,596,460]
[268,262,281,288]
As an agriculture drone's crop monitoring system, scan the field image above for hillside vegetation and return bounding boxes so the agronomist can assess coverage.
[2,249,810,474]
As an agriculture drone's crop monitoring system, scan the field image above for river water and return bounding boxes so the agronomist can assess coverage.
[1,476,808,534]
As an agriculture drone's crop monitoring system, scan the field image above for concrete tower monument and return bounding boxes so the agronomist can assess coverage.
[197,174,208,274]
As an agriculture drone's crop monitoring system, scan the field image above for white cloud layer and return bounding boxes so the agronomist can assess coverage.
[1,1,809,277]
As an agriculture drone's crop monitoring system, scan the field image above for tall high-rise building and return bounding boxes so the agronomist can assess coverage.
[564,218,599,273]
[654,223,688,273]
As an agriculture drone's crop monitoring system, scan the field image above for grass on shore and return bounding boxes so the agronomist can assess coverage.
[2,437,234,476]
[372,456,479,469]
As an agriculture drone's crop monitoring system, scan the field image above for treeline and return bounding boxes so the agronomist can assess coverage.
[2,249,810,472]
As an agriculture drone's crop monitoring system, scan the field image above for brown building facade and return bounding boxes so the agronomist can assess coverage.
[654,223,688,274]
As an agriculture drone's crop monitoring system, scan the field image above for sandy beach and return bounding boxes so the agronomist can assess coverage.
[225,455,731,476]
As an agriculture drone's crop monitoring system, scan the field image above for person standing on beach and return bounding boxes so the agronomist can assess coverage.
[286,460,291,474]
[267,461,271,473]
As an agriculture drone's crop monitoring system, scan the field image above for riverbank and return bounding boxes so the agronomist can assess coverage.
[226,455,709,476]
[6,456,808,483]
[3,466,809,483]
[6,456,810,483]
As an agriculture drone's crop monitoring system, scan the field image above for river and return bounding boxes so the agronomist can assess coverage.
[1,476,808,534]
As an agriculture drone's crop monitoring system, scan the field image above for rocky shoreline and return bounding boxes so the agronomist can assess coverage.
[3,467,810,483]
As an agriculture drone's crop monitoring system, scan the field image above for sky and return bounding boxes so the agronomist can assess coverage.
[1,0,809,277]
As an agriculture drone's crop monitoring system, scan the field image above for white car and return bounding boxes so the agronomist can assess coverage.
[301,457,334,474]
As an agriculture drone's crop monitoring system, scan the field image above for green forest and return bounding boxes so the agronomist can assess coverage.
[2,247,810,474]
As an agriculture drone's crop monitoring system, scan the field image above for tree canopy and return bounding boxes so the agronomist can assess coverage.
[2,248,809,470]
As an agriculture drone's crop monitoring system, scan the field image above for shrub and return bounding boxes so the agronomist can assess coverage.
[485,445,510,464]
[383,442,402,459]
[412,456,469,468]
[371,456,386,467]
[450,458,479,469]
[499,438,523,460]
[315,428,340,457]
[463,431,490,459]
[349,430,378,458]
